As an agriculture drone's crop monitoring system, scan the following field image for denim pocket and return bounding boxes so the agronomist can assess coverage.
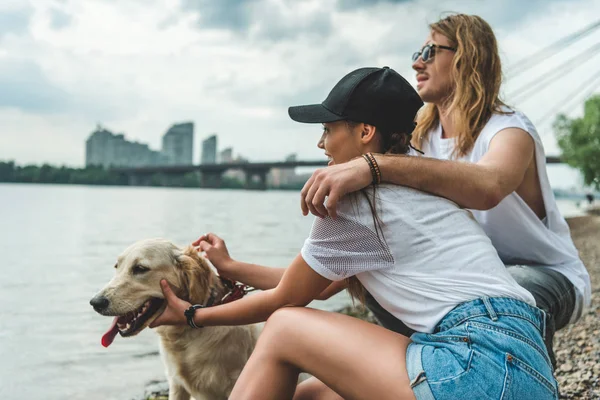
[466,321,550,366]
[501,353,558,399]
[414,332,473,383]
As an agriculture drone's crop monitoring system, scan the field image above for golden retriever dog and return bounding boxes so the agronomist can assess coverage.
[90,238,258,400]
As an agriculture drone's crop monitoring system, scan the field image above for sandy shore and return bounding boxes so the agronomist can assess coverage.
[554,215,600,399]
[141,214,600,400]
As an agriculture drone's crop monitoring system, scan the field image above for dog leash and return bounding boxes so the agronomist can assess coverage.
[218,277,256,305]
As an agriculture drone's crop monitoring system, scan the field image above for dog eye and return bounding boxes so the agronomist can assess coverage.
[132,265,149,275]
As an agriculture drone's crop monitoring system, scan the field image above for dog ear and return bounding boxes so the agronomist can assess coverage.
[175,246,212,305]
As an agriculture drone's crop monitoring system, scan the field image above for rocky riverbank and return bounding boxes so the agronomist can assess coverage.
[554,215,600,399]
[139,214,600,400]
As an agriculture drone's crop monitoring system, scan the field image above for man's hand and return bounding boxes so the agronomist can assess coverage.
[301,156,372,219]
[193,233,235,277]
[149,280,191,328]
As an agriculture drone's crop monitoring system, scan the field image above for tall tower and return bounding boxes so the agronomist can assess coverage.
[201,134,218,164]
[162,122,194,165]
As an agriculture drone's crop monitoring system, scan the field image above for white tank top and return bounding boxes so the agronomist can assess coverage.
[416,107,591,317]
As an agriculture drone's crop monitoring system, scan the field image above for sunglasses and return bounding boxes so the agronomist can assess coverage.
[412,44,456,63]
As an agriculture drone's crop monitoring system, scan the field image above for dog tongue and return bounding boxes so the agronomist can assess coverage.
[101,317,120,348]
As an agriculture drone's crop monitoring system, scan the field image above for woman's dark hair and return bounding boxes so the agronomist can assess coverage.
[344,121,414,304]
[347,121,414,154]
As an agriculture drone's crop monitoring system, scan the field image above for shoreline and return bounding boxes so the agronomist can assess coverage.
[138,212,600,400]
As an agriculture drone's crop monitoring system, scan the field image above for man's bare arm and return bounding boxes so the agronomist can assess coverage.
[301,128,535,218]
[376,128,534,209]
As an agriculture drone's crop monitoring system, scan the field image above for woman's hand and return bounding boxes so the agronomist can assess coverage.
[149,280,191,328]
[193,233,235,277]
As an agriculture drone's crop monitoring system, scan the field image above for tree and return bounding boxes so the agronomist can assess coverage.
[554,94,600,189]
[0,161,16,181]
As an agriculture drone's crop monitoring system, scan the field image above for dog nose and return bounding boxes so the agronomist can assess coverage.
[90,295,110,312]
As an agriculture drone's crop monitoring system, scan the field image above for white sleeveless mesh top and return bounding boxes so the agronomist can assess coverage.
[301,185,535,333]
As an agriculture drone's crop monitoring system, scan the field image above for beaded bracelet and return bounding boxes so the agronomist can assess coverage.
[366,153,381,184]
[362,154,376,184]
[362,153,381,185]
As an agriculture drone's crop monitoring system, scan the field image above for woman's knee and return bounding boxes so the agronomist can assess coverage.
[253,307,309,354]
[262,307,309,337]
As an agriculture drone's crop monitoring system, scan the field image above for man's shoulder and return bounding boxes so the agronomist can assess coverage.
[478,107,540,147]
[486,107,529,130]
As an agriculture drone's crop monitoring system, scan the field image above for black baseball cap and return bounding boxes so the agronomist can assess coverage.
[288,67,423,132]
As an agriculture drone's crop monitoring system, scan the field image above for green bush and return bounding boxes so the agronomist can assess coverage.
[555,95,600,189]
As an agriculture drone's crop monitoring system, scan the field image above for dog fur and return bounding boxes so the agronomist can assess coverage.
[91,238,258,400]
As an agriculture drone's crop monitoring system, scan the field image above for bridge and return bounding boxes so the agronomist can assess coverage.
[111,156,563,190]
[111,160,329,190]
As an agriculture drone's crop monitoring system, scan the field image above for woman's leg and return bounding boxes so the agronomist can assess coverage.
[293,377,343,400]
[230,307,416,400]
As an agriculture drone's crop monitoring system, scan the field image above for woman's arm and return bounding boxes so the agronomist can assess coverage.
[194,233,284,290]
[218,259,285,291]
[194,233,347,298]
[195,254,331,326]
[150,254,332,328]
[315,280,348,300]
[221,259,345,301]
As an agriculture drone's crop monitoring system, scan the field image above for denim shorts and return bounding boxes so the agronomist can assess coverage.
[406,297,558,400]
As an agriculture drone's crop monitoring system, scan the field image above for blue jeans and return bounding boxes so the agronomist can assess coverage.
[406,297,558,400]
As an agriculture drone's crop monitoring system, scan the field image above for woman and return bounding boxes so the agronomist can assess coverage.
[150,67,557,400]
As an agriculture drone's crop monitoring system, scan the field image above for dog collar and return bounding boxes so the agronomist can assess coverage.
[184,278,255,329]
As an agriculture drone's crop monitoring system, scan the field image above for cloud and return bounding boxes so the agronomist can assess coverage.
[337,0,414,11]
[0,59,70,113]
[0,6,32,37]
[181,0,260,31]
[182,0,335,41]
[49,7,72,30]
[1,0,599,166]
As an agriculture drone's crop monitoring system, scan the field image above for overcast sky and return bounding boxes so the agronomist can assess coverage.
[1,0,599,167]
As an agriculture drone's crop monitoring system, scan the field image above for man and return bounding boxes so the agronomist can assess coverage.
[300,14,590,368]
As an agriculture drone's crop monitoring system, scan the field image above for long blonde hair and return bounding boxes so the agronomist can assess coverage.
[411,14,509,158]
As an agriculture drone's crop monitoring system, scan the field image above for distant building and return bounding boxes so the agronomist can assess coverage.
[269,153,297,187]
[281,153,297,185]
[201,135,218,164]
[223,154,248,182]
[162,122,194,165]
[86,126,114,167]
[220,147,233,164]
[85,125,168,168]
